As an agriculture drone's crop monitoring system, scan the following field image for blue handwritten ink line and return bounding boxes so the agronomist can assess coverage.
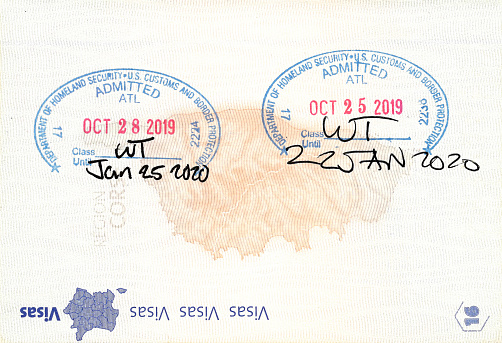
[324,137,411,141]
[95,156,181,160]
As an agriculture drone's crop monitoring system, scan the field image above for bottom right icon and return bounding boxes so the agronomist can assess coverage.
[455,302,490,332]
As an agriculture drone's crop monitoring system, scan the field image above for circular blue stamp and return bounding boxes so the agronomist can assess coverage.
[34,68,221,173]
[261,50,448,154]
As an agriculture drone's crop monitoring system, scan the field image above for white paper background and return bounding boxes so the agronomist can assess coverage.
[1,0,501,342]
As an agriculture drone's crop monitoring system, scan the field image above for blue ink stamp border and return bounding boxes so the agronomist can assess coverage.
[261,49,449,153]
[34,68,221,172]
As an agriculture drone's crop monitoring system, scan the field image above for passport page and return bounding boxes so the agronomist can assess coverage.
[1,0,501,342]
